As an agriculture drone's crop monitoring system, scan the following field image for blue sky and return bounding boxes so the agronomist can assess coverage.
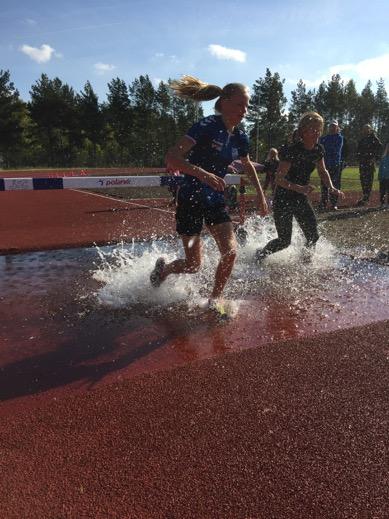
[2,0,389,114]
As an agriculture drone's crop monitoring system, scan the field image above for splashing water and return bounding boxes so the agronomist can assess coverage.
[92,215,345,313]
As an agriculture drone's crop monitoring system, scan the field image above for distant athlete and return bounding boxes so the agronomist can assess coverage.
[255,112,344,263]
[262,147,279,196]
[149,76,268,312]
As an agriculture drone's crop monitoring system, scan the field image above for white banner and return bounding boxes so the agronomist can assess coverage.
[1,174,242,191]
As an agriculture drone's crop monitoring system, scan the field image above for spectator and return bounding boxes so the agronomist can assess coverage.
[318,120,343,210]
[262,148,280,196]
[340,133,348,173]
[356,124,382,206]
[378,142,389,207]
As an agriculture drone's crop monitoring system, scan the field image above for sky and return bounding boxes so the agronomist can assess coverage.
[1,0,389,115]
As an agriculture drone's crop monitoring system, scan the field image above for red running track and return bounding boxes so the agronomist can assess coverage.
[0,189,176,254]
[0,184,388,518]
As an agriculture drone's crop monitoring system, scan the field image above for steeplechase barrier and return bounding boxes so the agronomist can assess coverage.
[0,174,242,191]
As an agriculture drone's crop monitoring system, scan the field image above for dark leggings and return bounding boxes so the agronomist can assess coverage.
[359,162,375,201]
[380,179,389,203]
[261,192,319,256]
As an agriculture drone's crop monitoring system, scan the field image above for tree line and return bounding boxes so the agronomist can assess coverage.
[1,68,388,169]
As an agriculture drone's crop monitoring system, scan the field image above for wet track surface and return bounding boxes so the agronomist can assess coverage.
[1,185,388,518]
[1,240,388,417]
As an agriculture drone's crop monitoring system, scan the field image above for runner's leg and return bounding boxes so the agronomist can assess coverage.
[207,221,237,299]
[159,235,203,282]
[293,197,319,247]
[257,198,294,258]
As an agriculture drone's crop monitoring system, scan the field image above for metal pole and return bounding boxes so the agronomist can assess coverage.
[255,118,260,162]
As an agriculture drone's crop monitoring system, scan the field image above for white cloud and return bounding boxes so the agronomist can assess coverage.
[24,18,37,26]
[289,53,389,92]
[290,76,327,89]
[94,62,116,75]
[330,53,389,82]
[208,44,246,63]
[152,77,164,86]
[20,43,56,63]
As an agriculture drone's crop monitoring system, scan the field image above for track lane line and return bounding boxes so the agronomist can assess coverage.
[71,189,175,215]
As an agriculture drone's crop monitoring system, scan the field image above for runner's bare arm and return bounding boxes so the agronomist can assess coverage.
[165,136,225,192]
[240,156,269,216]
[316,158,345,198]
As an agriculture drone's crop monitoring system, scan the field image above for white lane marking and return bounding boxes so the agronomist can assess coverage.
[71,189,175,215]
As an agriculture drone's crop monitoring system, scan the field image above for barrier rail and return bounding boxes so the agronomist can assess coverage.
[0,174,242,192]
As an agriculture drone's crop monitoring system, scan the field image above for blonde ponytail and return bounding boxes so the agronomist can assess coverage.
[170,75,249,112]
[170,75,222,101]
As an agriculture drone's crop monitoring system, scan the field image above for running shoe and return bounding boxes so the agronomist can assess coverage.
[207,299,229,320]
[150,257,166,287]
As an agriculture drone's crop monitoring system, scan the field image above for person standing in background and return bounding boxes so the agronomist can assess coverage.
[262,148,280,197]
[356,124,382,206]
[378,143,389,207]
[318,120,343,210]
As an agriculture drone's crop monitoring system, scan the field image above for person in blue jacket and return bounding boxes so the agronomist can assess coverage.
[149,75,268,308]
[318,120,343,210]
[378,143,389,207]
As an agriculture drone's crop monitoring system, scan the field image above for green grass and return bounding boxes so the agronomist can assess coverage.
[246,166,379,194]
[311,166,379,191]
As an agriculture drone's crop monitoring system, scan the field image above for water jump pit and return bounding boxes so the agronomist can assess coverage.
[1,213,388,415]
[1,199,388,519]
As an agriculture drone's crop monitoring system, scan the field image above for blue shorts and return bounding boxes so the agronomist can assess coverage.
[175,192,231,236]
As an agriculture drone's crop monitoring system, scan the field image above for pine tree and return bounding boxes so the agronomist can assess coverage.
[374,78,388,137]
[105,77,132,165]
[29,74,79,166]
[0,70,26,167]
[357,81,375,128]
[314,82,327,119]
[129,75,158,166]
[343,79,359,127]
[289,80,315,128]
[78,81,105,165]
[247,69,288,160]
[324,74,345,124]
